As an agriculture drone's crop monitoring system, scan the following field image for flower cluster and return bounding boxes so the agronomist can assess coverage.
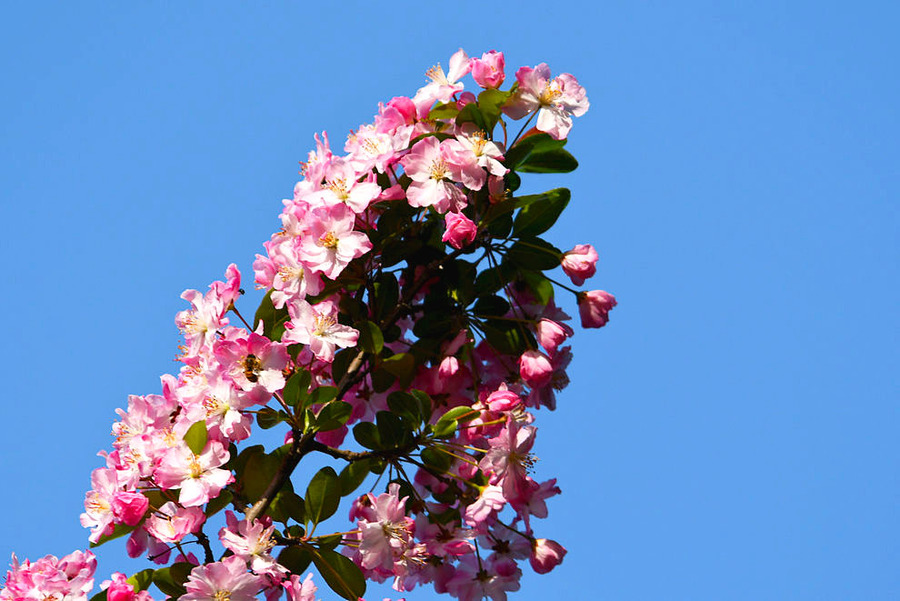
[3,48,614,601]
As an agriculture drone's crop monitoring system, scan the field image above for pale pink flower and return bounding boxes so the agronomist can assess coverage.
[297,203,372,280]
[464,484,506,527]
[283,299,359,363]
[400,137,467,213]
[312,158,382,213]
[154,440,233,507]
[0,550,96,601]
[471,50,505,89]
[503,64,589,140]
[442,212,478,249]
[219,512,284,578]
[182,556,262,601]
[560,243,599,286]
[413,48,471,109]
[577,290,617,328]
[256,238,324,310]
[145,502,205,544]
[214,331,290,394]
[356,483,415,573]
[282,573,317,601]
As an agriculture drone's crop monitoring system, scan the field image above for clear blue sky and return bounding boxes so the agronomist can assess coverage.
[1,2,897,599]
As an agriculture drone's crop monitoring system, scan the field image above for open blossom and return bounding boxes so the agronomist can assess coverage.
[0,550,97,601]
[503,64,589,140]
[175,264,241,357]
[400,137,467,213]
[413,48,471,109]
[298,203,372,279]
[282,574,317,601]
[145,501,205,543]
[355,483,416,573]
[283,299,359,362]
[219,512,283,577]
[154,440,233,507]
[182,556,262,601]
[560,243,599,286]
[213,331,290,394]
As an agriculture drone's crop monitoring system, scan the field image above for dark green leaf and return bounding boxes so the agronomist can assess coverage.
[456,102,487,131]
[512,188,570,237]
[269,490,306,524]
[481,319,531,356]
[283,369,312,407]
[312,548,367,601]
[387,391,424,428]
[380,352,416,388]
[278,545,313,575]
[183,420,208,455]
[519,147,578,173]
[256,407,283,430]
[504,132,567,171]
[476,88,513,132]
[519,270,555,306]
[89,590,107,601]
[330,349,355,386]
[205,489,233,517]
[376,411,411,448]
[253,289,291,341]
[473,295,511,318]
[353,421,381,450]
[339,459,372,496]
[314,401,352,432]
[431,417,458,438]
[305,467,341,525]
[373,273,399,321]
[152,562,193,598]
[421,445,453,472]
[309,385,339,406]
[240,447,280,503]
[409,389,434,422]
[507,238,563,271]
[358,321,384,355]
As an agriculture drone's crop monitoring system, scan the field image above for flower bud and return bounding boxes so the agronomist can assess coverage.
[577,290,617,328]
[560,243,599,286]
[519,350,553,389]
[529,538,567,574]
[535,319,573,355]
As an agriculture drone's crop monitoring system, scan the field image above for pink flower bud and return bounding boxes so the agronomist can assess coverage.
[442,212,478,249]
[472,50,506,89]
[456,91,477,109]
[535,319,573,355]
[112,491,149,526]
[560,243,599,286]
[577,290,617,328]
[519,350,553,389]
[529,538,567,574]
[485,385,521,411]
[106,573,137,601]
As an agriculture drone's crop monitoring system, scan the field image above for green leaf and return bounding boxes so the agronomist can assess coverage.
[504,132,567,171]
[312,548,367,601]
[183,420,208,455]
[456,102,488,132]
[387,391,423,428]
[339,459,372,496]
[89,590,107,601]
[278,545,313,575]
[428,101,460,120]
[431,417,458,438]
[330,349,355,386]
[376,411,411,448]
[373,273,400,321]
[507,238,563,271]
[358,321,384,355]
[473,294,511,318]
[380,352,416,388]
[89,523,136,548]
[240,447,281,503]
[409,389,434,422]
[476,88,513,131]
[421,445,453,472]
[256,407,284,430]
[253,289,291,341]
[282,369,312,407]
[269,490,306,524]
[353,421,381,450]
[127,569,155,592]
[512,188,570,237]
[152,562,193,598]
[441,406,479,423]
[519,147,578,173]
[205,489,233,517]
[305,467,341,526]
[314,401,353,432]
[519,269,555,306]
[308,385,339,406]
[481,319,532,356]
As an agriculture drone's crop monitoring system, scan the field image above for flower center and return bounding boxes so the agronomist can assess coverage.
[319,231,339,249]
[430,158,450,181]
[213,591,231,601]
[539,84,562,106]
[313,314,338,337]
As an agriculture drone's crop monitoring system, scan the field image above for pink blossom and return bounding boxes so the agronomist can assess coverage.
[560,243,599,286]
[529,538,567,574]
[442,212,478,249]
[471,50,505,89]
[577,290,617,328]
[535,319,573,355]
[400,137,467,213]
[414,48,471,108]
[297,203,372,280]
[104,572,154,601]
[518,350,553,389]
[145,502,206,543]
[182,556,262,601]
[283,299,359,363]
[219,512,284,578]
[0,550,97,601]
[154,440,233,507]
[503,64,589,140]
[111,491,149,526]
[282,573,317,601]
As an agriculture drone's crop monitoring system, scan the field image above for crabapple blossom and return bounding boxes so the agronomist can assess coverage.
[503,64,589,140]
[182,556,263,601]
[560,243,599,286]
[471,50,505,89]
[442,212,478,249]
[577,289,618,328]
[283,298,359,362]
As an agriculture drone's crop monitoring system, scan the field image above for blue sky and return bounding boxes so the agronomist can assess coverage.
[1,2,897,599]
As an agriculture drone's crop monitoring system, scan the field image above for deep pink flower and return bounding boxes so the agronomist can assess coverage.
[471,50,505,89]
[529,538,567,574]
[535,318,573,355]
[577,290,617,328]
[518,350,553,389]
[442,212,478,249]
